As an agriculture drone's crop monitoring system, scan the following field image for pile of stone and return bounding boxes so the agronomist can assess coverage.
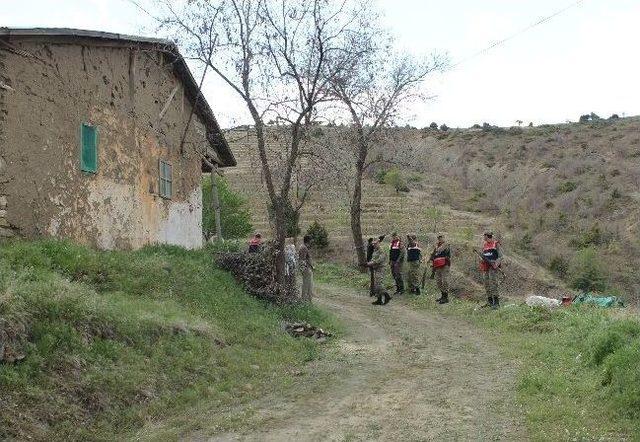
[284,322,332,342]
[216,243,298,304]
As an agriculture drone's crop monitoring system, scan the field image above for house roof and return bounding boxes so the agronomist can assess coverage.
[0,27,236,168]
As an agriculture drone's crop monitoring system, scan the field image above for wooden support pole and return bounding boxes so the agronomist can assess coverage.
[211,164,223,241]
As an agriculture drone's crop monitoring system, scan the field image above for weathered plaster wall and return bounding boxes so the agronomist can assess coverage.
[0,38,210,249]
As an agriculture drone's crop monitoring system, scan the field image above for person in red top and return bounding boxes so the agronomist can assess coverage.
[248,233,263,253]
[430,234,451,304]
[479,231,501,309]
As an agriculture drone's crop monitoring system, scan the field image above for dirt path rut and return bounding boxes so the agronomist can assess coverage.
[202,285,526,441]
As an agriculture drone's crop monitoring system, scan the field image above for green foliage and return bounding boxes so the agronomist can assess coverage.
[0,239,335,440]
[548,255,569,278]
[383,168,409,192]
[589,320,640,365]
[557,180,578,193]
[305,221,329,250]
[202,176,253,239]
[569,247,607,292]
[424,206,443,233]
[268,197,301,238]
[374,169,387,184]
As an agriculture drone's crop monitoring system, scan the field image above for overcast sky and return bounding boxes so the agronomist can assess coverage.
[2,0,639,128]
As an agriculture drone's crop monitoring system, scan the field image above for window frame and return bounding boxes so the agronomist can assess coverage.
[158,159,173,199]
[80,123,98,174]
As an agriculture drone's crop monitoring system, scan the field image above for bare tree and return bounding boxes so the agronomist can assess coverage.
[332,46,447,267]
[149,0,374,299]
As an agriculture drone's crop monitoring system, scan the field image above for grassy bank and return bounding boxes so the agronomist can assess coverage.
[316,261,640,440]
[0,240,338,441]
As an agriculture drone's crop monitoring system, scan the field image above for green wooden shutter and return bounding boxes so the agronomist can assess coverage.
[159,160,173,199]
[80,123,98,173]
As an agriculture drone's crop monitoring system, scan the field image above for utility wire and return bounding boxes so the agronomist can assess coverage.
[451,0,586,68]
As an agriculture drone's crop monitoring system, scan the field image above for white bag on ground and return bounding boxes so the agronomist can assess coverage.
[525,295,561,308]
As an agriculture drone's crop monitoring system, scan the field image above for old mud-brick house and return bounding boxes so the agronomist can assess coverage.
[0,28,235,249]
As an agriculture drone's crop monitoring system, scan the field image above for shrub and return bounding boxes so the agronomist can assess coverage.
[305,221,329,250]
[429,122,438,129]
[374,169,387,184]
[384,169,409,192]
[548,256,569,278]
[202,176,253,240]
[439,124,449,131]
[569,247,607,292]
[557,181,577,193]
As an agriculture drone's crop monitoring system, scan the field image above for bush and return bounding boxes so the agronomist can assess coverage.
[384,169,409,192]
[548,256,569,278]
[429,122,438,129]
[305,221,329,250]
[374,169,387,184]
[202,176,253,240]
[439,124,449,131]
[557,181,577,193]
[569,247,607,292]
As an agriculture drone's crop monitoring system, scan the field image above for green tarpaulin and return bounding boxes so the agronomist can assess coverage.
[573,293,625,308]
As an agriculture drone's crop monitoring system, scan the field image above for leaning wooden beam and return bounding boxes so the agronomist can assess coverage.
[157,84,180,122]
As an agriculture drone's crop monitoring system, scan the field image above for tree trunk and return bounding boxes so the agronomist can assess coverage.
[272,199,294,300]
[351,167,367,268]
[210,166,223,241]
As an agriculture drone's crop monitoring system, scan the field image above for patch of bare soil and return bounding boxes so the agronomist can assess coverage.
[190,283,526,441]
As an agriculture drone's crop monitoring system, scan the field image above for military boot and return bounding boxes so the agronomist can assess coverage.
[437,292,449,304]
[415,287,421,296]
[482,296,493,308]
[382,292,391,305]
[491,296,500,309]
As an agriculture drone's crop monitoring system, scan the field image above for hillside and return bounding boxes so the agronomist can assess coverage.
[224,117,640,301]
[0,240,335,441]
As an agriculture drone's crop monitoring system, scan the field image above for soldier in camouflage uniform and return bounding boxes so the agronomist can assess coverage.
[479,232,502,309]
[405,235,423,295]
[367,238,391,305]
[430,234,451,304]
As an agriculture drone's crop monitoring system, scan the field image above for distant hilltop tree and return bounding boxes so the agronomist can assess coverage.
[439,123,449,131]
[430,122,438,129]
[516,120,523,127]
[609,114,620,120]
[579,112,602,123]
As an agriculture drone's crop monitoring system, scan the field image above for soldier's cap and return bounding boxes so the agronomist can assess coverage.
[255,232,262,237]
[392,232,398,237]
[484,231,493,238]
[378,235,386,242]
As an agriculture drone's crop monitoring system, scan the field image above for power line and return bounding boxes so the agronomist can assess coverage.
[452,0,586,68]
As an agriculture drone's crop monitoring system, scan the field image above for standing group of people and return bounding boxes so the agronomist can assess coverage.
[365,231,502,309]
[247,230,502,309]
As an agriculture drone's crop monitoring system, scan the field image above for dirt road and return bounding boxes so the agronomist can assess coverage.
[201,284,526,441]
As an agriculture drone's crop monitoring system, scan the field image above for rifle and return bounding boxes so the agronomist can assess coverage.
[473,248,506,279]
[421,250,437,289]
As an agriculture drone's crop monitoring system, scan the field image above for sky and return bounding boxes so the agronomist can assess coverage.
[2,0,639,128]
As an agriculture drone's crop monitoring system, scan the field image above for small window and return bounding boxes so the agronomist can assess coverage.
[80,123,98,173]
[159,160,173,199]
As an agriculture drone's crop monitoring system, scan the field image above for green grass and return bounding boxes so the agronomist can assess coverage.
[0,239,338,441]
[316,260,640,440]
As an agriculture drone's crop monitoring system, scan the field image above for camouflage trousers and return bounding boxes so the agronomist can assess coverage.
[482,269,499,298]
[301,266,314,301]
[434,266,450,293]
[406,261,421,292]
[372,269,387,296]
